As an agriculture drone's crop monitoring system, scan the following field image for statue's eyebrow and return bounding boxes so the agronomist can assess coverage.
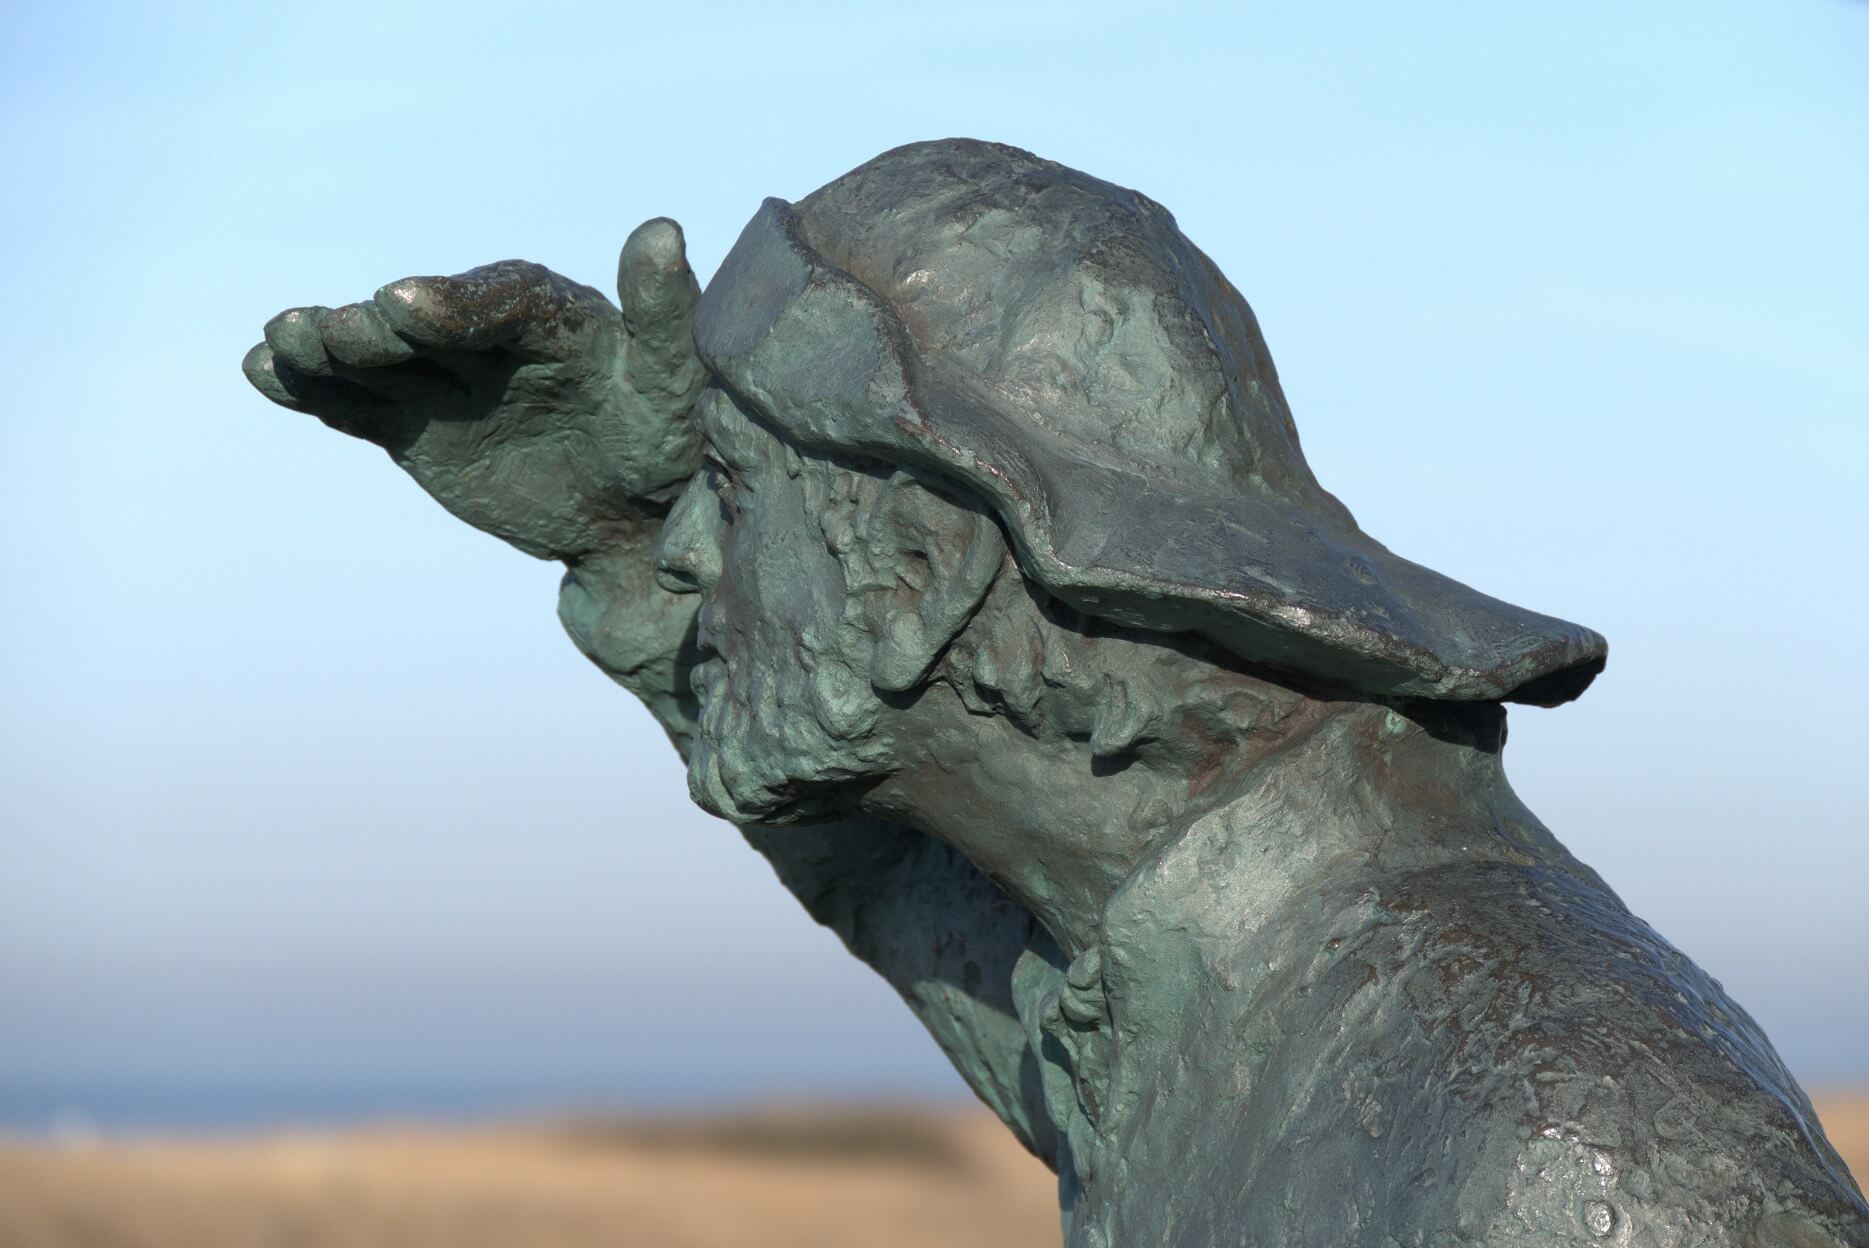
[704,427,757,477]
[693,393,735,461]
[695,389,766,475]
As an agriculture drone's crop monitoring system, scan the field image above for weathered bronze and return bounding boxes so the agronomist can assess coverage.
[245,140,1868,1247]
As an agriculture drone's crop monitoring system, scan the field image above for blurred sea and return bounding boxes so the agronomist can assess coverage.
[0,1074,914,1138]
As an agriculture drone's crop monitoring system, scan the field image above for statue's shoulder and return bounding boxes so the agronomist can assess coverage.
[1242,859,1869,1245]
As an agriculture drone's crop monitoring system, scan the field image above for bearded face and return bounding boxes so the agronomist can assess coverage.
[655,388,898,825]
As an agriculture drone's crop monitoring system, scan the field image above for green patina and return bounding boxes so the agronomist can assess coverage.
[247,140,1867,1247]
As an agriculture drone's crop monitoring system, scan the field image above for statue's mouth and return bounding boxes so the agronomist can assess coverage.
[688,652,729,711]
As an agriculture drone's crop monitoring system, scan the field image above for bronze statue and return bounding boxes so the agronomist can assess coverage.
[246,140,1868,1247]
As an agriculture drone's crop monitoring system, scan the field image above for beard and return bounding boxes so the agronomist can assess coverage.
[684,646,889,826]
[685,742,842,826]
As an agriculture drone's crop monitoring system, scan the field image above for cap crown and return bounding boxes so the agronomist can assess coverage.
[795,140,1340,515]
[696,139,1606,705]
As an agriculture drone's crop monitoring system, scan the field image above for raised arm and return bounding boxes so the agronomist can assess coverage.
[242,224,1057,1163]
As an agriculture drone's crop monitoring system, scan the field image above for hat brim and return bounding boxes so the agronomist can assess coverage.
[696,199,1606,706]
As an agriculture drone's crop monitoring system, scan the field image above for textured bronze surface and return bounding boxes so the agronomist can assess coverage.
[247,140,1867,1246]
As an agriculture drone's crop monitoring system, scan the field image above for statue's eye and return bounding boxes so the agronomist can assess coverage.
[704,457,739,513]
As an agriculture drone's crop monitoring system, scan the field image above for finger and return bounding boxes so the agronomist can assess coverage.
[326,353,470,414]
[243,341,308,410]
[373,261,554,351]
[617,218,702,400]
[242,341,399,446]
[617,217,700,351]
[321,300,416,368]
[263,306,333,376]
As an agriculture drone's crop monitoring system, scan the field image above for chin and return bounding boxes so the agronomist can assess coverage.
[686,735,847,827]
[686,740,756,823]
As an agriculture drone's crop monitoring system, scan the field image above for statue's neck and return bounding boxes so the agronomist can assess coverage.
[860,680,1210,954]
[1024,701,1611,1242]
[1097,697,1595,990]
[867,690,1619,1241]
[1091,697,1608,1049]
[866,690,1586,960]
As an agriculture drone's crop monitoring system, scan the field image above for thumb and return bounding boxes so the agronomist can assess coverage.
[617,217,702,397]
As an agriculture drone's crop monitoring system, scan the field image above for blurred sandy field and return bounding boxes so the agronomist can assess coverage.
[0,1097,1862,1247]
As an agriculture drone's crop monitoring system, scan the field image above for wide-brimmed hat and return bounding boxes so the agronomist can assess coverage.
[693,140,1605,705]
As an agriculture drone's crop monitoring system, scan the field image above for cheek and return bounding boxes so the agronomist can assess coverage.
[807,658,878,740]
[708,474,882,752]
[717,484,850,661]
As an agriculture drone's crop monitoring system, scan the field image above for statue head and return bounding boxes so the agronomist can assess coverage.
[655,139,1607,842]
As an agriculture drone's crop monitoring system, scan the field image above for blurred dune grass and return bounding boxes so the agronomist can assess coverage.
[0,1096,1863,1247]
[0,1104,1058,1248]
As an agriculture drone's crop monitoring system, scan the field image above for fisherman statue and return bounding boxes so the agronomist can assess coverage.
[245,140,1868,1247]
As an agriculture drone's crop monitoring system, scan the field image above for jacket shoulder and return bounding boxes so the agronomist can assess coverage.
[1232,861,1869,1246]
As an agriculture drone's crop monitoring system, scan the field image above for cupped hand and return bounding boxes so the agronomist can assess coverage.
[243,219,705,560]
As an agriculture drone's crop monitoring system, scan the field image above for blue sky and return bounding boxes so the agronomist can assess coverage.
[2,0,1865,1127]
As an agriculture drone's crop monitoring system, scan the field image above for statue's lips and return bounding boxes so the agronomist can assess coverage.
[687,655,738,760]
[689,653,730,710]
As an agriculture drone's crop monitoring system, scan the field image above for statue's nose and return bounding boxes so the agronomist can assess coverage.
[653,473,724,594]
